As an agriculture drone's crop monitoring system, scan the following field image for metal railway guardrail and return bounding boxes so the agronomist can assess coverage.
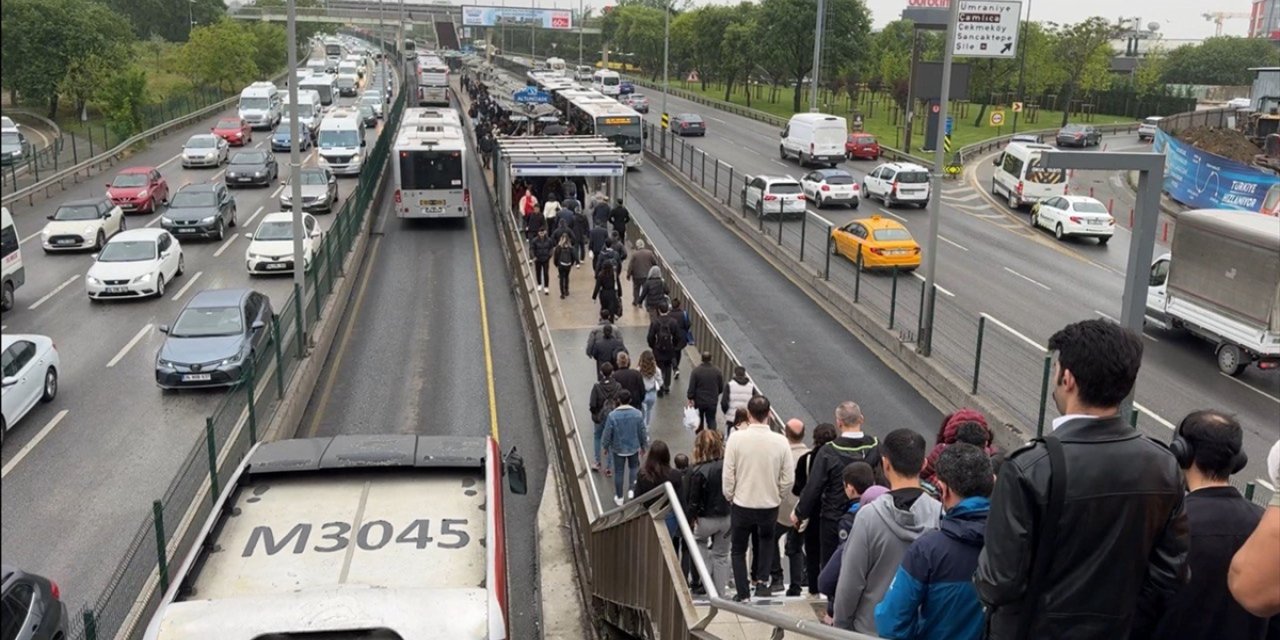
[58,38,404,640]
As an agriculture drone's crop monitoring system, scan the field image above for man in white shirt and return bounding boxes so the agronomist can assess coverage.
[723,395,795,601]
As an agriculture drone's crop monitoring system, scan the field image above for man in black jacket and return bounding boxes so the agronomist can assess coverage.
[1152,410,1275,640]
[529,228,554,295]
[587,324,627,380]
[592,195,612,228]
[976,319,1188,640]
[647,303,684,395]
[612,351,646,411]
[609,198,631,244]
[793,401,881,572]
[686,352,724,430]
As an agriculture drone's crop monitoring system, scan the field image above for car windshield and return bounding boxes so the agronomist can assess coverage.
[361,95,379,104]
[112,173,148,187]
[1061,125,1084,133]
[171,305,243,338]
[273,128,292,139]
[216,119,241,129]
[1072,201,1109,214]
[240,97,270,110]
[53,204,100,220]
[230,152,266,165]
[873,228,912,241]
[98,240,156,262]
[319,130,360,148]
[897,171,929,183]
[770,183,803,195]
[254,220,294,241]
[171,190,216,207]
[850,135,876,144]
[602,76,620,86]
[298,170,327,185]
[1144,118,1160,126]
[187,136,216,149]
[821,172,854,185]
[679,114,702,122]
[1,132,19,145]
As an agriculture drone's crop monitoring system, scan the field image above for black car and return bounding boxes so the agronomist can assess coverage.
[1055,124,1101,148]
[225,150,279,187]
[1,565,68,640]
[671,113,706,137]
[356,103,378,128]
[161,183,238,241]
[155,288,274,390]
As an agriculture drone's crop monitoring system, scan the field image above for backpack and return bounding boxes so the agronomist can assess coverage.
[593,382,619,424]
[655,320,675,352]
[597,249,620,273]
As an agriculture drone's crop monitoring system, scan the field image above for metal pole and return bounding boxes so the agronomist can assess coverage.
[380,0,389,115]
[824,227,833,280]
[287,0,308,339]
[578,0,584,69]
[152,500,170,592]
[1011,0,1033,133]
[661,0,670,125]
[799,212,807,262]
[809,0,826,112]
[919,0,961,357]
[889,265,899,329]
[1036,353,1052,437]
[972,315,986,394]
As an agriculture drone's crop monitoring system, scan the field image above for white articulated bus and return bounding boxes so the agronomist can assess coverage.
[394,107,469,219]
[566,95,643,168]
[417,54,450,106]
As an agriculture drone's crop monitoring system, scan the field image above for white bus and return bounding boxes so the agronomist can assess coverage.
[591,69,621,97]
[394,107,469,219]
[566,95,643,168]
[417,54,450,106]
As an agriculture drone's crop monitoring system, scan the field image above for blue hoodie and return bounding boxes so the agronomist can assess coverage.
[873,496,989,640]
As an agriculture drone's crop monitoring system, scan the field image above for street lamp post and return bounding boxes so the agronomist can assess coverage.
[1011,0,1034,133]
[919,0,961,356]
[661,0,670,126]
[286,0,307,338]
[809,0,827,112]
[188,0,197,37]
[578,0,584,69]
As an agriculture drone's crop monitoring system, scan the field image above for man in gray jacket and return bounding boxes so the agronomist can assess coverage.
[627,239,658,307]
[833,428,941,632]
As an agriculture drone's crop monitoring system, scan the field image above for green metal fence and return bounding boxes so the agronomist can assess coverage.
[61,62,405,640]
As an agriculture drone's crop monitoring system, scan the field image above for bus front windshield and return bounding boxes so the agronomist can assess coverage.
[596,120,641,152]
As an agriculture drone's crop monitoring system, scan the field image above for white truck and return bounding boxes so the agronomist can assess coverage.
[1146,209,1280,376]
[143,435,527,640]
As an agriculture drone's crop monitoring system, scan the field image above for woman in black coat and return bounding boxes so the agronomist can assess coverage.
[593,263,623,322]
[637,265,669,322]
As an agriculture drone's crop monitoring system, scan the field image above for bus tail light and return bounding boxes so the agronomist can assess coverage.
[1016,181,1024,196]
[464,189,471,205]
[394,189,401,204]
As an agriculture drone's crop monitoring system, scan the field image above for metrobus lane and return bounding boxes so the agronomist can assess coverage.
[0,93,385,612]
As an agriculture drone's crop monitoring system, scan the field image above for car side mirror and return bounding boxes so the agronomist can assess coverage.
[505,446,528,495]
[46,214,55,220]
[992,155,1002,167]
[104,183,112,189]
[361,139,367,147]
[158,324,170,334]
[1,376,15,388]
[1149,274,1164,287]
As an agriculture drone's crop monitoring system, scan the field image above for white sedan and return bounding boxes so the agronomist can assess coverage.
[181,134,229,168]
[42,196,125,252]
[245,211,322,275]
[1,333,60,441]
[86,229,185,300]
[1031,195,1115,244]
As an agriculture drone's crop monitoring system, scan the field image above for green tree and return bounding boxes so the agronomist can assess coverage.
[1047,17,1116,127]
[756,0,871,112]
[1132,45,1168,99]
[178,19,259,92]
[719,9,759,104]
[1161,37,1280,85]
[605,5,666,80]
[96,65,151,138]
[246,22,287,79]
[102,0,225,42]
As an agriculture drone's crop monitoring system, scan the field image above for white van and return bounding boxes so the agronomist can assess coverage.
[238,81,282,130]
[283,90,323,138]
[1,207,24,312]
[592,69,621,97]
[316,108,365,176]
[990,142,1067,210]
[780,113,848,167]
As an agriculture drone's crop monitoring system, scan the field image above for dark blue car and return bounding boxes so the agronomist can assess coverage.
[155,288,273,390]
[271,126,313,152]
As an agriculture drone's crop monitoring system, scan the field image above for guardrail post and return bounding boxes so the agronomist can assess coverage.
[713,160,719,199]
[310,264,321,321]
[30,156,39,183]
[1036,354,1052,437]
[152,500,170,592]
[700,151,706,188]
[205,417,220,504]
[917,281,927,339]
[1130,408,1139,428]
[776,199,784,245]
[972,315,986,394]
[799,212,807,262]
[889,266,899,329]
[293,282,306,358]
[825,225,833,280]
[1244,482,1256,502]
[88,126,95,156]
[71,134,78,165]
[245,359,258,444]
[82,610,97,640]
[854,249,862,302]
[727,166,735,207]
[272,316,285,399]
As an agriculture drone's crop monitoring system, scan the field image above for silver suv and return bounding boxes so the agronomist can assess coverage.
[1,565,68,640]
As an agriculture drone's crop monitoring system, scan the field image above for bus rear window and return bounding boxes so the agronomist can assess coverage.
[399,151,463,190]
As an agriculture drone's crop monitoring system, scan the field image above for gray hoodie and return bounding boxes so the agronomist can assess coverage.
[832,487,942,633]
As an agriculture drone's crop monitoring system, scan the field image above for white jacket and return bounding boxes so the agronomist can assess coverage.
[723,377,756,418]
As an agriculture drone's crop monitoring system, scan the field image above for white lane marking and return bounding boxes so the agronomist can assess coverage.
[170,271,203,301]
[939,235,969,251]
[1094,310,1116,322]
[19,228,44,245]
[708,116,728,124]
[1134,402,1176,430]
[910,272,955,297]
[1,410,70,478]
[157,152,183,169]
[271,184,284,199]
[980,312,1045,353]
[213,233,240,257]
[1003,266,1051,291]
[1219,373,1280,404]
[771,160,790,169]
[942,192,983,204]
[106,323,153,368]
[27,275,79,310]
[145,212,165,227]
[879,209,907,222]
[212,168,226,180]
[241,205,265,228]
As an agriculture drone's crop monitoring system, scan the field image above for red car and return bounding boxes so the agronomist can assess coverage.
[846,133,881,160]
[211,117,252,146]
[106,166,169,213]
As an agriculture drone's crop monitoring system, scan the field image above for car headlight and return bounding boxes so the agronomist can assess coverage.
[132,273,152,284]
[157,358,177,369]
[200,216,216,224]
[254,171,264,177]
[137,189,148,199]
[86,275,101,285]
[83,225,97,235]
[206,152,217,159]
[247,252,262,260]
[41,227,51,237]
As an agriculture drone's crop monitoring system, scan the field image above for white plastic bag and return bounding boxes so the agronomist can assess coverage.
[683,406,700,432]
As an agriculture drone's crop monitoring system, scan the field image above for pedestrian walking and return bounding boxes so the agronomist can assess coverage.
[610,198,632,244]
[589,363,622,476]
[478,133,494,170]
[721,366,758,429]
[519,189,539,239]
[778,419,810,597]
[553,233,578,298]
[635,440,682,498]
[793,422,838,595]
[637,265,669,322]
[686,352,725,431]
[584,309,612,361]
[921,409,994,485]
[612,352,646,417]
[592,263,623,323]
[592,194,612,228]
[601,389,648,506]
[722,396,795,601]
[587,324,626,378]
[542,197,561,226]
[795,401,883,572]
[588,224,609,265]
[688,428,732,597]
[816,463,883,620]
[627,239,658,307]
[594,238,621,276]
[637,350,663,429]
[530,228,554,295]
[647,303,684,396]
[1229,438,1280,618]
[572,205,591,264]
[668,299,692,376]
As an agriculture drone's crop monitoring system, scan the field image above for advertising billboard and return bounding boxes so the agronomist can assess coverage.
[1153,128,1280,214]
[461,5,573,29]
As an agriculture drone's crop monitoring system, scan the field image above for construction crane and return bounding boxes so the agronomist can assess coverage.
[1202,11,1251,37]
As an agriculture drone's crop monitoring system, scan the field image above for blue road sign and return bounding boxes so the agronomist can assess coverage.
[945,116,954,135]
[513,87,551,104]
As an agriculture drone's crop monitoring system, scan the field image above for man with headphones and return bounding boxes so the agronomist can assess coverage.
[1151,410,1277,640]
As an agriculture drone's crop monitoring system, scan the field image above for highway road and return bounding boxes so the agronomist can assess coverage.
[0,57,395,610]
[1,112,66,191]
[296,95,549,637]
[629,89,1279,493]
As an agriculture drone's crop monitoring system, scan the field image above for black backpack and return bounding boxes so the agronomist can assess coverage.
[593,382,619,424]
[655,319,675,352]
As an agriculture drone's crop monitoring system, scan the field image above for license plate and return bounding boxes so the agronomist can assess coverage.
[423,206,445,214]
[264,263,288,270]
[119,203,135,210]
[419,199,445,206]
[56,239,76,246]
[106,286,129,294]
[237,177,252,182]
[178,228,196,234]
[182,373,212,382]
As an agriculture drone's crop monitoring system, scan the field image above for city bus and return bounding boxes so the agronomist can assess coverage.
[393,107,470,218]
[565,95,644,168]
[417,53,450,106]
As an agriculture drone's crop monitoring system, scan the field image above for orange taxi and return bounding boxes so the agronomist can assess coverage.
[830,215,922,270]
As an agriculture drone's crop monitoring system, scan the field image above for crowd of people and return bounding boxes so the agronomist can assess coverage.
[457,68,1280,640]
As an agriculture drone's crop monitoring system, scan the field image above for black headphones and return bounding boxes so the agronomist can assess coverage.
[1169,414,1248,474]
